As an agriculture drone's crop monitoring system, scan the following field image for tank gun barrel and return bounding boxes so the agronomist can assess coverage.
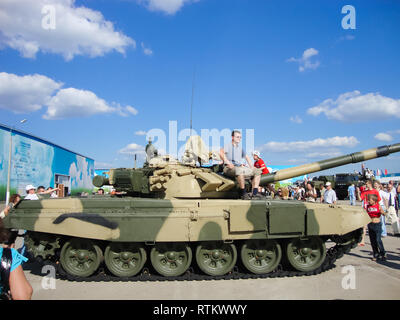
[260,143,400,186]
[93,175,110,188]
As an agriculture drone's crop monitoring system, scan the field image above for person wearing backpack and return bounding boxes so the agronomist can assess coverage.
[0,219,33,300]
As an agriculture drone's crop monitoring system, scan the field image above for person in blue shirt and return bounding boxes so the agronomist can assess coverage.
[0,219,33,300]
[348,183,356,205]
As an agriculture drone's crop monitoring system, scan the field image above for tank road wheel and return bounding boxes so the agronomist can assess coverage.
[195,242,237,276]
[240,240,282,274]
[104,243,147,277]
[60,239,103,278]
[285,237,326,272]
[150,243,192,277]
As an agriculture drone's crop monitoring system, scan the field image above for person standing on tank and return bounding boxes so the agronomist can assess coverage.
[220,130,262,200]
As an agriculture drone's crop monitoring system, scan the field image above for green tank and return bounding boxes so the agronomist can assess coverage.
[3,138,400,280]
[312,175,335,191]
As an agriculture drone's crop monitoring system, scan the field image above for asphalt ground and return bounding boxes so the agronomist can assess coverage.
[16,201,400,301]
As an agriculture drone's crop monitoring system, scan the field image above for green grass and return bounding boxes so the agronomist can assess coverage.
[70,187,95,196]
[0,184,17,201]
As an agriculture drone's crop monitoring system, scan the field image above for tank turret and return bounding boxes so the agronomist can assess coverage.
[93,136,236,199]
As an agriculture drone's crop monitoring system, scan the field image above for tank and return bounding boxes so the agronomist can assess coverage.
[334,173,360,200]
[312,175,335,191]
[3,138,400,281]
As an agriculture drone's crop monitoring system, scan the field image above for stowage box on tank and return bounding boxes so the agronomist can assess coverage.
[3,138,400,280]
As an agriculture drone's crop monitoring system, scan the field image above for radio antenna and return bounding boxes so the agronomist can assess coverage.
[190,67,196,137]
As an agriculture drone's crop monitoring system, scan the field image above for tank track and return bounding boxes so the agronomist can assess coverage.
[31,243,351,282]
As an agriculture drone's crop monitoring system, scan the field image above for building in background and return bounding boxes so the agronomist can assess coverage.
[376,173,400,184]
[0,123,94,200]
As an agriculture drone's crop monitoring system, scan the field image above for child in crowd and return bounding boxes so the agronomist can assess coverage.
[366,193,387,261]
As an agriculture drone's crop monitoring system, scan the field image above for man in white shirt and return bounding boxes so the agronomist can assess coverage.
[386,183,399,235]
[323,182,337,204]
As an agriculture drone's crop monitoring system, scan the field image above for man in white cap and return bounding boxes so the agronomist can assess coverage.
[323,182,337,204]
[24,185,39,200]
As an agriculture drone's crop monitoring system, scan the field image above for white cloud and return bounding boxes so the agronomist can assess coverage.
[374,133,393,142]
[118,143,145,155]
[137,0,198,15]
[287,158,307,163]
[0,72,138,119]
[125,105,139,115]
[112,103,139,117]
[0,72,62,113]
[289,115,303,124]
[44,88,138,120]
[44,88,117,119]
[306,151,342,158]
[0,0,135,60]
[135,130,147,136]
[287,48,320,72]
[141,42,153,56]
[94,161,113,169]
[307,91,400,122]
[260,136,359,153]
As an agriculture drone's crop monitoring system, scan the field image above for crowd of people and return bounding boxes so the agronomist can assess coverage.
[256,180,338,204]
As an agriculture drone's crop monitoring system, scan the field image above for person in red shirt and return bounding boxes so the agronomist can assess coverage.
[366,193,386,261]
[252,151,269,175]
[360,180,381,209]
[358,179,381,246]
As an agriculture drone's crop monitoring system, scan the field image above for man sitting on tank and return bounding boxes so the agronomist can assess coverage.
[219,130,262,200]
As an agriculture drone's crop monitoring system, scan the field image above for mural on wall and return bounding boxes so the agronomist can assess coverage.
[0,126,94,200]
[13,133,55,195]
[69,154,95,194]
[0,129,11,198]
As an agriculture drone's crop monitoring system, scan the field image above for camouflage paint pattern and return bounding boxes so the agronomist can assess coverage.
[3,196,371,242]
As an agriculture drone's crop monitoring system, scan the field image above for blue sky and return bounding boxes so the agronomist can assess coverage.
[0,0,399,176]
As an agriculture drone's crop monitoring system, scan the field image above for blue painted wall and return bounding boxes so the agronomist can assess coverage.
[0,124,94,200]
